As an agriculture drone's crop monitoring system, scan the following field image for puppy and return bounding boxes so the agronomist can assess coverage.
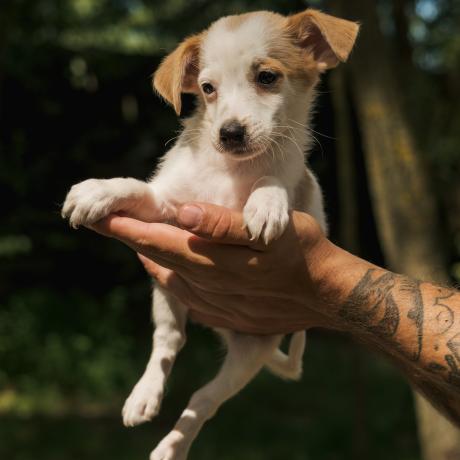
[62,9,359,460]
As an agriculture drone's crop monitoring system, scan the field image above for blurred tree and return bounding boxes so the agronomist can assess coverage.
[330,66,369,460]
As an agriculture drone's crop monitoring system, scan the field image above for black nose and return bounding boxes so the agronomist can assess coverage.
[219,120,246,149]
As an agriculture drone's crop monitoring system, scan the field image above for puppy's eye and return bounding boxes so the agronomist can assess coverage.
[202,83,215,94]
[257,71,278,85]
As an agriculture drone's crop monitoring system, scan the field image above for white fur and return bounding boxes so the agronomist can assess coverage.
[62,12,330,460]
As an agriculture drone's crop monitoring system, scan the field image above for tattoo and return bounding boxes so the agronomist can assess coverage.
[433,292,454,335]
[402,280,424,361]
[435,292,460,387]
[339,269,422,359]
[339,269,399,338]
[374,292,400,338]
[342,268,460,422]
[447,333,460,363]
[427,362,447,373]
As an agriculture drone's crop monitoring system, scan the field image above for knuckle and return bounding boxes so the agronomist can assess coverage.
[210,210,233,240]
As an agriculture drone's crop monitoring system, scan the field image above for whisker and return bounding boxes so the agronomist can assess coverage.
[287,118,335,140]
[268,134,287,162]
[271,130,304,157]
[164,135,181,147]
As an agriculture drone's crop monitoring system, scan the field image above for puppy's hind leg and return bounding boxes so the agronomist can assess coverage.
[123,286,187,427]
[150,331,282,460]
[265,331,306,380]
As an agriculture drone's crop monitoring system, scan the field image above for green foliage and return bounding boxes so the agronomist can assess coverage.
[0,287,140,414]
[0,0,458,458]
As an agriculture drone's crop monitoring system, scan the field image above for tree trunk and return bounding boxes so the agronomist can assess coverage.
[329,1,460,458]
[391,0,414,64]
[330,69,359,255]
[330,68,369,460]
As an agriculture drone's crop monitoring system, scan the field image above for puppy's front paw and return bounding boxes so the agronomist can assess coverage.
[122,376,164,427]
[243,187,289,245]
[61,179,120,228]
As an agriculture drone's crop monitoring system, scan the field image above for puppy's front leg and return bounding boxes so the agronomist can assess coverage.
[123,287,187,427]
[243,176,290,244]
[62,177,161,227]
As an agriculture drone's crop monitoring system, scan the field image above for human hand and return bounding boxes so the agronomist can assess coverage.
[90,204,357,334]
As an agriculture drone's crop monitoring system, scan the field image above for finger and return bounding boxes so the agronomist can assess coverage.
[137,253,174,286]
[137,251,240,326]
[140,256,291,334]
[146,268,239,327]
[90,214,211,268]
[177,203,265,250]
[90,214,175,244]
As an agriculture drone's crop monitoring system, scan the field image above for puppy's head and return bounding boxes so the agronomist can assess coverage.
[154,9,359,160]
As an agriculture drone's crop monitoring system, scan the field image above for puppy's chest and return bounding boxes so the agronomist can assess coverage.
[173,171,253,211]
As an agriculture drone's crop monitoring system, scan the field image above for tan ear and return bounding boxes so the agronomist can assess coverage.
[287,9,360,71]
[153,34,202,115]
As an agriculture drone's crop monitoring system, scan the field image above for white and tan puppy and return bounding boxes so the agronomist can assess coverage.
[62,9,358,460]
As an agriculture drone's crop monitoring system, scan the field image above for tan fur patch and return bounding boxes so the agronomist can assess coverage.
[249,57,287,94]
[266,9,359,87]
[255,57,288,75]
[153,33,205,115]
[286,9,360,70]
[267,29,320,88]
[224,11,284,31]
[224,13,250,30]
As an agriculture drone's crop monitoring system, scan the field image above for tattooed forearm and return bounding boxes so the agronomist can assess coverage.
[339,268,460,425]
[423,286,460,390]
[339,269,399,338]
[339,269,424,361]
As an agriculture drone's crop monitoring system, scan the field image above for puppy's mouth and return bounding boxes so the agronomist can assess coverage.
[216,143,264,160]
[218,128,296,161]
[214,134,271,161]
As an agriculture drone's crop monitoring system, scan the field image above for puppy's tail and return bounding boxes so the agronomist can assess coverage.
[265,331,306,381]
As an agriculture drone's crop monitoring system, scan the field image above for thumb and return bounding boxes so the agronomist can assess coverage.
[177,202,264,249]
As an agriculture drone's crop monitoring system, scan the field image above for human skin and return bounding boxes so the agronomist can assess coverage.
[90,203,460,425]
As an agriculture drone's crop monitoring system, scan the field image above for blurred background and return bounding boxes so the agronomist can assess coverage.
[1,0,459,459]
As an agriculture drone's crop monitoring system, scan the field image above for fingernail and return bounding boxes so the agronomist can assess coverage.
[178,205,203,229]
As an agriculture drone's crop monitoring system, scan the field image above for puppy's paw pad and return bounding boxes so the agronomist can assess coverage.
[122,380,163,427]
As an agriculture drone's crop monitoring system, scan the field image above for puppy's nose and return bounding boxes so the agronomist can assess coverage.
[219,120,246,149]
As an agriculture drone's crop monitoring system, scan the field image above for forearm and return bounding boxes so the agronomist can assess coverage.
[324,248,460,424]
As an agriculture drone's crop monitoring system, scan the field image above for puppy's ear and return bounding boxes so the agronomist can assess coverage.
[287,9,360,71]
[153,34,202,115]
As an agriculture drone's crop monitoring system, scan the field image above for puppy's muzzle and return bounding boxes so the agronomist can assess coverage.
[219,120,246,152]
